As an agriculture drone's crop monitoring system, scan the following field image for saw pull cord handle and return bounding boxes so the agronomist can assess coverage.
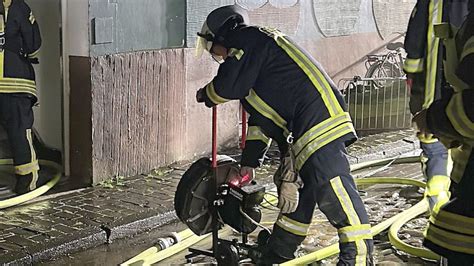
[241,105,247,150]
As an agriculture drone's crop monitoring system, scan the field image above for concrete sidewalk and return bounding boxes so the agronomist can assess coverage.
[0,130,418,265]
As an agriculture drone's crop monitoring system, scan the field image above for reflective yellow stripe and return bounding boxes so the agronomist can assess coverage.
[417,132,438,144]
[275,215,309,236]
[447,93,474,139]
[260,27,343,116]
[26,129,38,190]
[0,51,3,79]
[430,210,474,235]
[461,36,474,61]
[295,122,355,170]
[245,89,290,135]
[425,175,451,196]
[228,48,244,60]
[247,126,271,145]
[294,112,353,156]
[423,0,443,109]
[338,224,372,243]
[0,78,36,86]
[205,82,230,105]
[425,224,474,254]
[403,58,424,73]
[330,176,367,264]
[451,146,471,183]
[14,160,39,175]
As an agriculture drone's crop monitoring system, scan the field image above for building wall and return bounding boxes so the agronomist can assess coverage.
[70,0,417,184]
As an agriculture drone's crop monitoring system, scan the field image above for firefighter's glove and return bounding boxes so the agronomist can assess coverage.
[274,154,303,214]
[196,88,205,103]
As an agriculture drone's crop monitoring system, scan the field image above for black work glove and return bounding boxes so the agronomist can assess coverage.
[196,88,205,103]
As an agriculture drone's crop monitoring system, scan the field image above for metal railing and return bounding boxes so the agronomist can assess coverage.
[339,76,411,134]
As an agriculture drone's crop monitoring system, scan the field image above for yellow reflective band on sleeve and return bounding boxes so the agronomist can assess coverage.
[450,146,472,184]
[425,175,451,196]
[294,112,353,156]
[338,224,372,243]
[295,122,355,170]
[228,48,244,60]
[403,58,424,73]
[14,160,40,175]
[429,209,474,235]
[28,49,40,58]
[259,27,343,116]
[461,36,474,61]
[245,89,290,135]
[247,126,271,145]
[275,215,309,236]
[447,93,474,139]
[205,82,230,105]
[417,132,438,144]
[423,0,443,109]
[425,223,474,255]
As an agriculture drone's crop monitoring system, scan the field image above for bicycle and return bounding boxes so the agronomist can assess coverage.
[364,42,406,89]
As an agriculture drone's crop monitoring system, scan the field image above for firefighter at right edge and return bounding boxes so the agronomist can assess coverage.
[404,0,468,215]
[413,0,474,264]
[195,6,373,265]
[0,0,42,195]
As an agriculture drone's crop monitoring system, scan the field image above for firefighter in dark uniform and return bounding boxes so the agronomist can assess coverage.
[195,6,373,265]
[404,0,468,214]
[413,0,474,263]
[0,0,41,195]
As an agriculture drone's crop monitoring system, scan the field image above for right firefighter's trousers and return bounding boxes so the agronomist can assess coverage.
[423,144,474,264]
[0,94,39,194]
[418,134,451,213]
[268,140,373,265]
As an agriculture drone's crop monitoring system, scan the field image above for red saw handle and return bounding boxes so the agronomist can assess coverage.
[212,106,217,169]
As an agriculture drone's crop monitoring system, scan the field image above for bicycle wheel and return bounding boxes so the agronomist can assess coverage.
[365,61,402,89]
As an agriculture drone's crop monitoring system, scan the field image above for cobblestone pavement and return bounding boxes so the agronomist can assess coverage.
[0,129,419,264]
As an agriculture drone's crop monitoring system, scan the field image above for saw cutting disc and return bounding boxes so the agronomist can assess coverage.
[174,155,240,235]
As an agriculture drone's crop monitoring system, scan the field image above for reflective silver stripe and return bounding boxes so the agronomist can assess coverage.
[330,176,361,225]
[245,89,290,135]
[14,160,40,175]
[294,112,352,156]
[275,215,309,236]
[425,223,474,254]
[430,209,474,235]
[247,126,271,145]
[228,48,244,60]
[338,224,372,243]
[295,122,354,170]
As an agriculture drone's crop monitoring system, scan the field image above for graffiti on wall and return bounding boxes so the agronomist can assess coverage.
[313,0,362,37]
[373,0,416,39]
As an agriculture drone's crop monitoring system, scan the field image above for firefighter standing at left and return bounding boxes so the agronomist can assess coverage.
[0,0,41,195]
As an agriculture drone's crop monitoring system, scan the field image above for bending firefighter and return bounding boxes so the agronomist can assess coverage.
[412,0,474,263]
[195,5,373,265]
[0,0,42,195]
[403,0,468,214]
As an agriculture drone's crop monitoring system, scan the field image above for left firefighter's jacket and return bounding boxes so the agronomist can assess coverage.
[200,26,356,170]
[427,12,474,145]
[0,0,41,101]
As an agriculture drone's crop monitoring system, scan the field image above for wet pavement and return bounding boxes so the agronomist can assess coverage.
[0,129,421,265]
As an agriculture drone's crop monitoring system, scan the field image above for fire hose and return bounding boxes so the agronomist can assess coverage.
[0,159,62,209]
[123,154,441,265]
